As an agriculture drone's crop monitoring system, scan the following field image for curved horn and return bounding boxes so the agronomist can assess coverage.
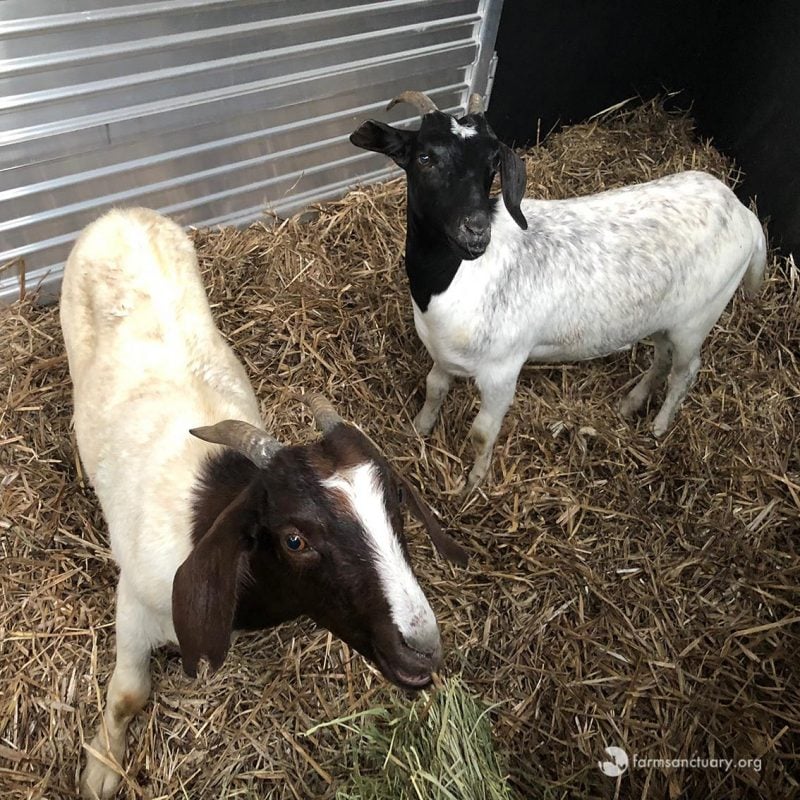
[190,420,283,468]
[466,93,484,115]
[386,90,439,117]
[301,393,344,434]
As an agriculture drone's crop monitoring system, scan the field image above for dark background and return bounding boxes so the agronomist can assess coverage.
[488,0,800,256]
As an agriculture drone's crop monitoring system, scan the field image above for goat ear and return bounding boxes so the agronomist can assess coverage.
[171,485,256,677]
[397,475,469,567]
[350,120,415,169]
[498,143,528,230]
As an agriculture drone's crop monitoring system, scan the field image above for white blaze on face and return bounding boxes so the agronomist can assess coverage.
[322,462,439,651]
[450,118,477,139]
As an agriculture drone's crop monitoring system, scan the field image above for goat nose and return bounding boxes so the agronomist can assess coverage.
[403,623,442,664]
[463,215,489,236]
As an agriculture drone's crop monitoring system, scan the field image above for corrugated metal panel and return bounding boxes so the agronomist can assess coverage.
[0,0,504,303]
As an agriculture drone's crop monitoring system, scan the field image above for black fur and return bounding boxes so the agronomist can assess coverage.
[350,109,527,310]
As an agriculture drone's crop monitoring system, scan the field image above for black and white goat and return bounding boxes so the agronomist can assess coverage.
[351,91,766,487]
[60,208,467,799]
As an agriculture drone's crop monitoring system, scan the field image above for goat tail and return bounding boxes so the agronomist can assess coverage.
[743,217,767,300]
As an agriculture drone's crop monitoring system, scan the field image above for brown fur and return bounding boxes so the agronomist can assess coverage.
[174,422,467,683]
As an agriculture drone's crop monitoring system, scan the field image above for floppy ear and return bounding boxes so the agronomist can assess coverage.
[397,474,469,567]
[499,143,528,230]
[171,484,258,677]
[350,120,415,169]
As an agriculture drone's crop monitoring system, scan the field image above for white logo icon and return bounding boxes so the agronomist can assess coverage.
[598,746,629,777]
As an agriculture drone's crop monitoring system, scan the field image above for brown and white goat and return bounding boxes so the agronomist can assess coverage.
[60,208,467,799]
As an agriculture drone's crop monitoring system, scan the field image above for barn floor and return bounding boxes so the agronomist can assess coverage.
[1,100,798,800]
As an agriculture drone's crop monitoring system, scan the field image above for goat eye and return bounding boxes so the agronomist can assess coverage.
[285,533,308,552]
[417,153,431,166]
[397,485,405,503]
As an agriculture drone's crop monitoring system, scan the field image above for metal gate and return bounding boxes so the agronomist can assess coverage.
[0,0,503,303]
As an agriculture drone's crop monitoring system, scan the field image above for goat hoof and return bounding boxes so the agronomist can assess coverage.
[619,399,638,420]
[457,480,472,499]
[412,412,435,436]
[466,466,486,491]
[619,392,646,420]
[652,419,669,438]
[81,760,123,799]
[81,736,125,799]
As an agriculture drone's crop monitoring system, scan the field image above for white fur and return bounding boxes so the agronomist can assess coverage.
[61,208,263,798]
[412,171,767,487]
[323,464,439,653]
[450,118,477,139]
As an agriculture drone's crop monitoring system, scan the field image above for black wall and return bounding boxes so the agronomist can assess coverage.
[488,0,800,256]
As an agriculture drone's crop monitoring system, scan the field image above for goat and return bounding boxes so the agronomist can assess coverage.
[60,207,467,799]
[350,91,766,488]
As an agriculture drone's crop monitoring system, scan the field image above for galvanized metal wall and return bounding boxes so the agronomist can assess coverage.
[0,0,503,303]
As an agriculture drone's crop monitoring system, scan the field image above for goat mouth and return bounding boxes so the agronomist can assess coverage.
[374,650,434,691]
[446,233,489,261]
[393,668,433,689]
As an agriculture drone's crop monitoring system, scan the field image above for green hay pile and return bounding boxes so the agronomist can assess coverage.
[307,678,513,800]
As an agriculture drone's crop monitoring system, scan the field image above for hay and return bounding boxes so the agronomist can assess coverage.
[308,677,512,800]
[1,98,798,799]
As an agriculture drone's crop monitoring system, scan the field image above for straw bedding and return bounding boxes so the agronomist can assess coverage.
[1,100,798,799]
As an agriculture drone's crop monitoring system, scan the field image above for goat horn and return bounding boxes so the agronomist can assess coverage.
[386,90,439,117]
[301,393,344,434]
[190,420,283,468]
[467,93,484,115]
